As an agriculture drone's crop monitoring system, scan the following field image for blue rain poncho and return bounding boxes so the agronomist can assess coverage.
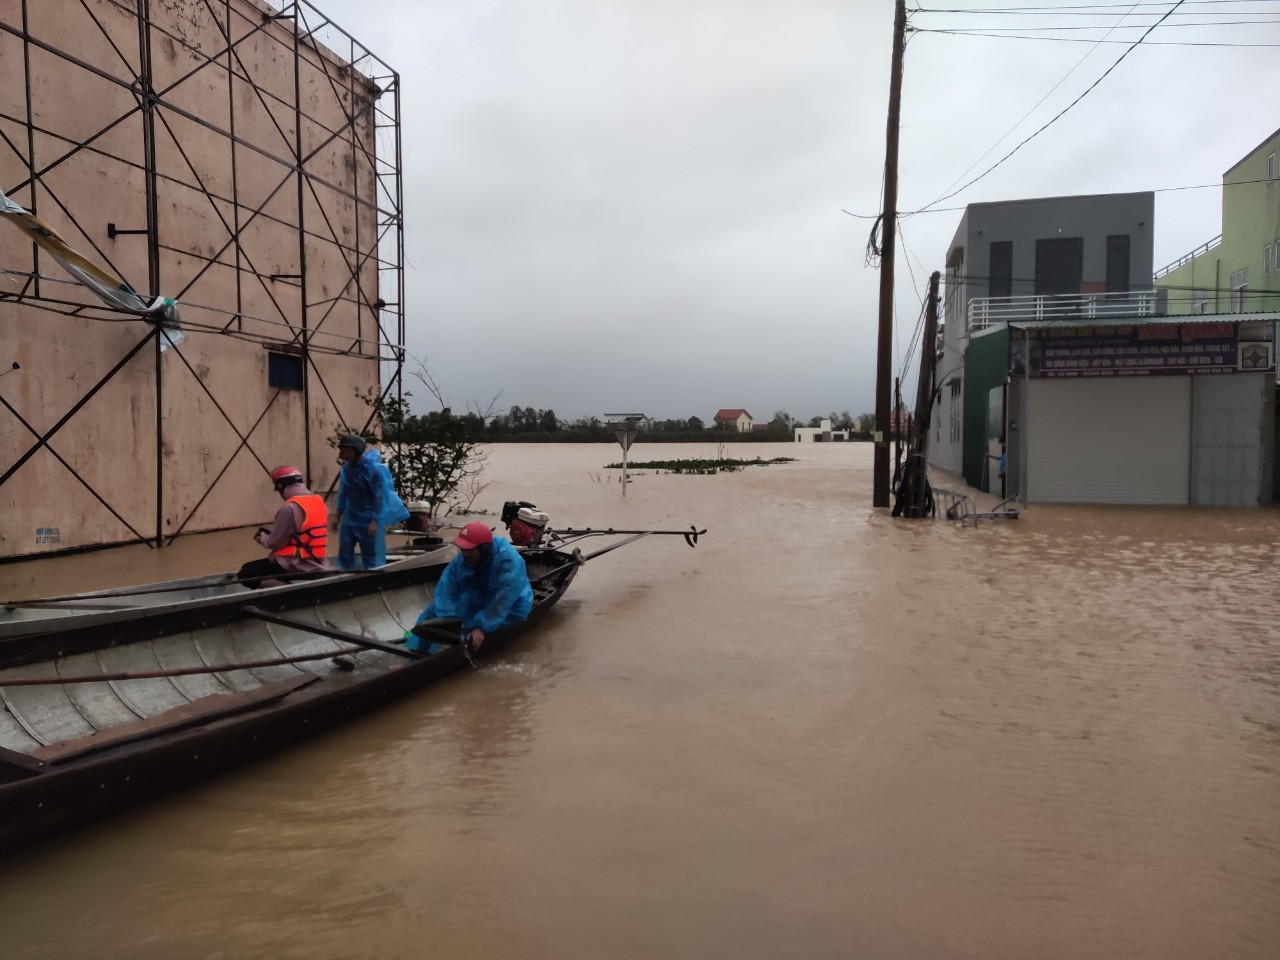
[413,537,534,638]
[362,448,409,527]
[335,453,384,526]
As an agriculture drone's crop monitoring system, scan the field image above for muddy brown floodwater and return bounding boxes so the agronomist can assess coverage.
[1,442,1278,959]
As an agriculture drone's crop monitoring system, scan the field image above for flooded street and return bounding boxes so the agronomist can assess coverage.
[1,442,1278,959]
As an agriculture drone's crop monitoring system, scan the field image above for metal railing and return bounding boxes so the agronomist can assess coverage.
[1153,235,1221,280]
[967,290,1159,331]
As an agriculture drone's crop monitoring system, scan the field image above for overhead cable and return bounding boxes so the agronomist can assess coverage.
[907,0,1190,217]
[923,0,1143,212]
[915,28,1280,43]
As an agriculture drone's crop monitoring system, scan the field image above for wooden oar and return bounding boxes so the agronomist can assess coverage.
[240,606,421,660]
[3,569,337,608]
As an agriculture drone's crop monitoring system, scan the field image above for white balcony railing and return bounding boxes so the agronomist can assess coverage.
[967,290,1159,333]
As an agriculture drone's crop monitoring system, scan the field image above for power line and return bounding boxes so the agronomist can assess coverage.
[913,1,1277,11]
[917,18,1280,29]
[915,28,1280,43]
[908,0,1191,217]
[843,177,1275,221]
[923,0,1143,210]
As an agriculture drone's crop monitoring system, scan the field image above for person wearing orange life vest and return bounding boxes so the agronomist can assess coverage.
[237,466,330,589]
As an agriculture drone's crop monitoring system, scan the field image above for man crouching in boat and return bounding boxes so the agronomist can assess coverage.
[238,467,330,589]
[406,521,533,654]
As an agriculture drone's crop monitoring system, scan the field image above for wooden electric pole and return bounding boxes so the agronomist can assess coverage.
[873,0,907,508]
[894,270,940,518]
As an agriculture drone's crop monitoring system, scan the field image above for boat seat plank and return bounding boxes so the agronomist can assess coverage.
[152,634,237,701]
[31,674,320,765]
[97,642,195,718]
[57,651,143,729]
[0,743,44,782]
[0,700,41,755]
[0,664,98,746]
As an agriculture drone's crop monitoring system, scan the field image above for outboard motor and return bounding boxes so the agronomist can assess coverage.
[502,500,549,547]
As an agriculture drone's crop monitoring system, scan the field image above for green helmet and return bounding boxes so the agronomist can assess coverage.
[338,433,366,454]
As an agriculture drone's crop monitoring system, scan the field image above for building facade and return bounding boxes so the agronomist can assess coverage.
[932,192,1156,480]
[1155,127,1280,317]
[0,0,402,558]
[1005,317,1275,506]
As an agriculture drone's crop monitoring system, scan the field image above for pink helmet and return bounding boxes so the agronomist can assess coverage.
[454,521,494,550]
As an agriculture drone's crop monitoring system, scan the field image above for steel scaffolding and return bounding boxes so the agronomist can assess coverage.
[0,0,404,553]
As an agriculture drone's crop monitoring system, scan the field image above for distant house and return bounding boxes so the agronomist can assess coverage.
[713,408,753,432]
[794,418,852,443]
[604,412,651,430]
[751,423,769,432]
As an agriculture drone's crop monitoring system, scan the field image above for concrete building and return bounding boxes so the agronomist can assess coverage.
[932,192,1155,483]
[1155,127,1280,316]
[795,418,850,442]
[0,0,402,557]
[1005,316,1276,505]
[713,408,753,432]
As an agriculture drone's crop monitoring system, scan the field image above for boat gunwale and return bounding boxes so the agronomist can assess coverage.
[0,547,577,668]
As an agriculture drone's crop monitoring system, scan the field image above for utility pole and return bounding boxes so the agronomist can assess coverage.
[893,376,902,491]
[873,0,907,508]
[914,272,941,442]
[892,271,940,518]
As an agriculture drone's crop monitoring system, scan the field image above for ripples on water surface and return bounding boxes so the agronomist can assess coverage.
[1,443,1278,959]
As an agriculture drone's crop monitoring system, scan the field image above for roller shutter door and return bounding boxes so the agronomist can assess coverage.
[1190,374,1263,506]
[1025,377,1191,504]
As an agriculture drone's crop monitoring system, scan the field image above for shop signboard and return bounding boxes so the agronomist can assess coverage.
[1014,322,1271,379]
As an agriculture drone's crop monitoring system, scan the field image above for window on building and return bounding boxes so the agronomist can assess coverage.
[1266,244,1273,278]
[1192,289,1210,315]
[1230,269,1249,313]
[1269,153,1277,181]
[1106,235,1131,293]
[989,241,1013,299]
[1034,237,1084,296]
[268,352,304,390]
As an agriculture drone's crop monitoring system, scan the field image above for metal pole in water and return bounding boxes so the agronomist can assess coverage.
[607,413,644,499]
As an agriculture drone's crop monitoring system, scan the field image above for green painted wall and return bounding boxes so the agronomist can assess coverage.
[963,326,1010,490]
[1157,128,1280,315]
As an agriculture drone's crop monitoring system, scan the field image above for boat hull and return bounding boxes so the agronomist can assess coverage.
[0,549,578,854]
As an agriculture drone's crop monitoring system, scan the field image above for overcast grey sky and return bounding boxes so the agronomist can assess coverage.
[314,0,1278,423]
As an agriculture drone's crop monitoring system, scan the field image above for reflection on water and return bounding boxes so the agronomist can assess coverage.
[2,443,1279,959]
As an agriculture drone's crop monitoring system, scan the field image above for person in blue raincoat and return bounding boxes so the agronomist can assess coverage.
[332,433,385,570]
[406,521,534,654]
[362,440,409,561]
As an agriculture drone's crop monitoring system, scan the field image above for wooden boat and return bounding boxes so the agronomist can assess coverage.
[0,545,582,853]
[0,545,450,642]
